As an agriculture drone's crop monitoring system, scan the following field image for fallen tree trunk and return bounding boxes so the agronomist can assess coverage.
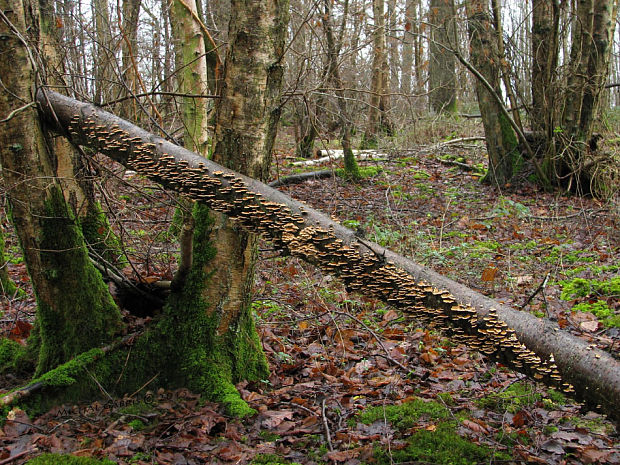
[37,90,620,421]
[269,170,335,188]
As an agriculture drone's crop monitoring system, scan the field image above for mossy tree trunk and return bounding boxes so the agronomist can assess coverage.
[466,0,521,186]
[170,0,211,157]
[0,224,18,296]
[39,0,124,267]
[0,0,122,376]
[160,0,290,415]
[548,0,617,193]
[429,0,457,114]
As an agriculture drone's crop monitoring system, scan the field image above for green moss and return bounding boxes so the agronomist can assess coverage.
[476,381,541,413]
[34,348,103,387]
[251,454,301,465]
[560,276,619,327]
[561,415,615,435]
[34,186,122,376]
[336,165,382,179]
[26,453,116,465]
[359,398,450,429]
[560,276,620,299]
[0,337,31,374]
[259,430,281,441]
[79,201,126,267]
[118,401,153,416]
[374,422,509,465]
[128,453,152,464]
[155,203,268,417]
[342,150,361,180]
[127,419,145,430]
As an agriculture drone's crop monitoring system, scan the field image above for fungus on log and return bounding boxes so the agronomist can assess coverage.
[37,90,620,421]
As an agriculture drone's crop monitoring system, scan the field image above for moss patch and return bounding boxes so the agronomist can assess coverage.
[0,337,31,375]
[26,453,116,465]
[79,201,126,268]
[360,398,508,465]
[560,276,619,327]
[374,422,506,465]
[476,381,541,413]
[359,398,450,429]
[34,186,122,376]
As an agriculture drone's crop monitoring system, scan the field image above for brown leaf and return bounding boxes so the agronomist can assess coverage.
[261,410,294,428]
[382,309,399,322]
[481,266,498,282]
[326,448,361,462]
[541,439,565,455]
[580,320,599,332]
[462,419,488,434]
[512,410,530,427]
[578,446,613,464]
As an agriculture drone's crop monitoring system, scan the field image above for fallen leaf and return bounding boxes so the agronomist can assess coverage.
[326,448,361,462]
[580,320,599,332]
[578,446,612,464]
[481,266,498,282]
[541,439,565,455]
[462,419,488,434]
[260,410,294,428]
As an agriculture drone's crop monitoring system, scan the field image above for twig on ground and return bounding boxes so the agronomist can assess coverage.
[333,310,409,373]
[0,449,37,465]
[321,397,334,452]
[521,272,550,310]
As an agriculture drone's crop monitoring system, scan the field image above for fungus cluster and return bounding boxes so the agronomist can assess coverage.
[65,110,573,394]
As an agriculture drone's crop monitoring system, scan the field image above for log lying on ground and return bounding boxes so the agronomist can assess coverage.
[37,90,620,421]
[269,169,335,188]
[292,149,386,166]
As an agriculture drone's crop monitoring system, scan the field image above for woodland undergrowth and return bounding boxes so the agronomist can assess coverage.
[0,128,618,464]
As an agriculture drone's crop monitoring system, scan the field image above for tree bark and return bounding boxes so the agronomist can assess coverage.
[466,0,521,186]
[169,0,289,415]
[39,0,124,267]
[362,0,391,148]
[170,0,210,156]
[0,0,122,376]
[429,0,457,113]
[37,89,620,422]
[92,0,113,106]
[321,0,360,179]
[400,0,416,95]
[531,0,559,133]
[119,0,142,120]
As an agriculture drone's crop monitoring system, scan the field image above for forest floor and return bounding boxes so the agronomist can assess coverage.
[1,129,619,464]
